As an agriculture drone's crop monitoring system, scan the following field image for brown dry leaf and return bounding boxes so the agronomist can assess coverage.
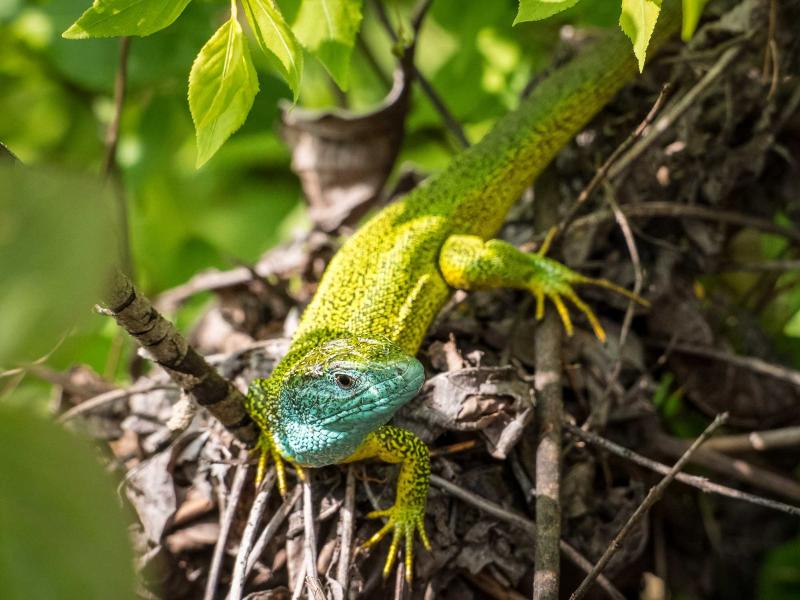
[126,447,178,543]
[398,366,533,459]
[164,519,220,553]
[280,60,413,231]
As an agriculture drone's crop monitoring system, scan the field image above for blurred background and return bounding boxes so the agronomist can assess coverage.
[0,0,618,404]
[2,1,800,598]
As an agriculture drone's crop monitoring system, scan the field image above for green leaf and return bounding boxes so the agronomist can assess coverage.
[619,0,662,72]
[291,0,363,90]
[513,0,583,24]
[0,406,136,600]
[242,0,304,99]
[189,16,259,167]
[0,165,116,367]
[681,0,706,41]
[759,536,800,599]
[62,0,193,39]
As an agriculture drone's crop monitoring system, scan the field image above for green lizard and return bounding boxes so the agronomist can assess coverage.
[246,2,680,582]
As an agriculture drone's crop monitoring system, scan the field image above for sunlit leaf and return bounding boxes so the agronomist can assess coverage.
[62,0,192,39]
[242,0,303,98]
[619,0,662,72]
[0,164,116,367]
[291,0,363,90]
[513,0,583,24]
[681,0,706,41]
[784,308,800,338]
[0,406,136,600]
[188,16,259,167]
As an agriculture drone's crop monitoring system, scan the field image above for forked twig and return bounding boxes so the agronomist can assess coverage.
[570,414,728,600]
[565,422,800,518]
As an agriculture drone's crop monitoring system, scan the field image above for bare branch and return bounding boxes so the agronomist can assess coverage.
[565,422,800,518]
[204,462,249,600]
[570,414,728,600]
[229,470,276,600]
[103,270,260,446]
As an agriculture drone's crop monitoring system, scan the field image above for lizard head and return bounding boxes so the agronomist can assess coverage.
[271,337,424,467]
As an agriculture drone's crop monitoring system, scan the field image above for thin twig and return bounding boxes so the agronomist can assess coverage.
[246,484,303,576]
[302,473,323,600]
[229,470,277,600]
[570,414,728,600]
[564,423,800,518]
[102,37,130,178]
[762,0,779,99]
[102,36,134,278]
[372,0,470,149]
[430,475,625,600]
[566,201,800,245]
[606,45,743,179]
[653,341,800,387]
[335,466,357,593]
[59,383,175,422]
[652,434,800,503]
[204,462,249,600]
[702,426,800,454]
[555,85,669,241]
[393,559,406,600]
[533,179,563,600]
[582,183,646,431]
[290,560,308,600]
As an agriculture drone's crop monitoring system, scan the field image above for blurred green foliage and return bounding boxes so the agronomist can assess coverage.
[0,164,115,366]
[0,406,137,600]
[0,0,614,380]
[1,1,799,598]
[759,536,800,600]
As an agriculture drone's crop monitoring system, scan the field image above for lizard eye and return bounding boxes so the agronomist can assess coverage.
[334,373,355,389]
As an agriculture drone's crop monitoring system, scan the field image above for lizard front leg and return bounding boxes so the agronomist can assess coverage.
[344,425,431,582]
[439,234,649,342]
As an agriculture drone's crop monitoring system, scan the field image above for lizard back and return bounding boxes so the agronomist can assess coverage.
[290,3,680,356]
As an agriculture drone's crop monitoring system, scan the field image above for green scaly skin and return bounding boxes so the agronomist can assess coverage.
[247,3,680,581]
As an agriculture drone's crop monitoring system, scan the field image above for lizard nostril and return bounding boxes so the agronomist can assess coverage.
[396,366,404,376]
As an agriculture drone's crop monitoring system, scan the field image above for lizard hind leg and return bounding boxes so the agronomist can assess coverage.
[439,234,648,342]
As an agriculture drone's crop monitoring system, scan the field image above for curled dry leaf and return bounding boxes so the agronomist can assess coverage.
[280,57,413,231]
[397,366,534,459]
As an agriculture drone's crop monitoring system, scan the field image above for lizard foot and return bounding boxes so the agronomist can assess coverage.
[360,503,431,581]
[528,255,649,343]
[255,433,288,496]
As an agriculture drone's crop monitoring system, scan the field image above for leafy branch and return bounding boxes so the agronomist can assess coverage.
[62,0,360,166]
[63,0,707,165]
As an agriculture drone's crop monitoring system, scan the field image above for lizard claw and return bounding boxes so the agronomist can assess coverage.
[360,504,430,581]
[528,256,649,343]
[256,433,288,496]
